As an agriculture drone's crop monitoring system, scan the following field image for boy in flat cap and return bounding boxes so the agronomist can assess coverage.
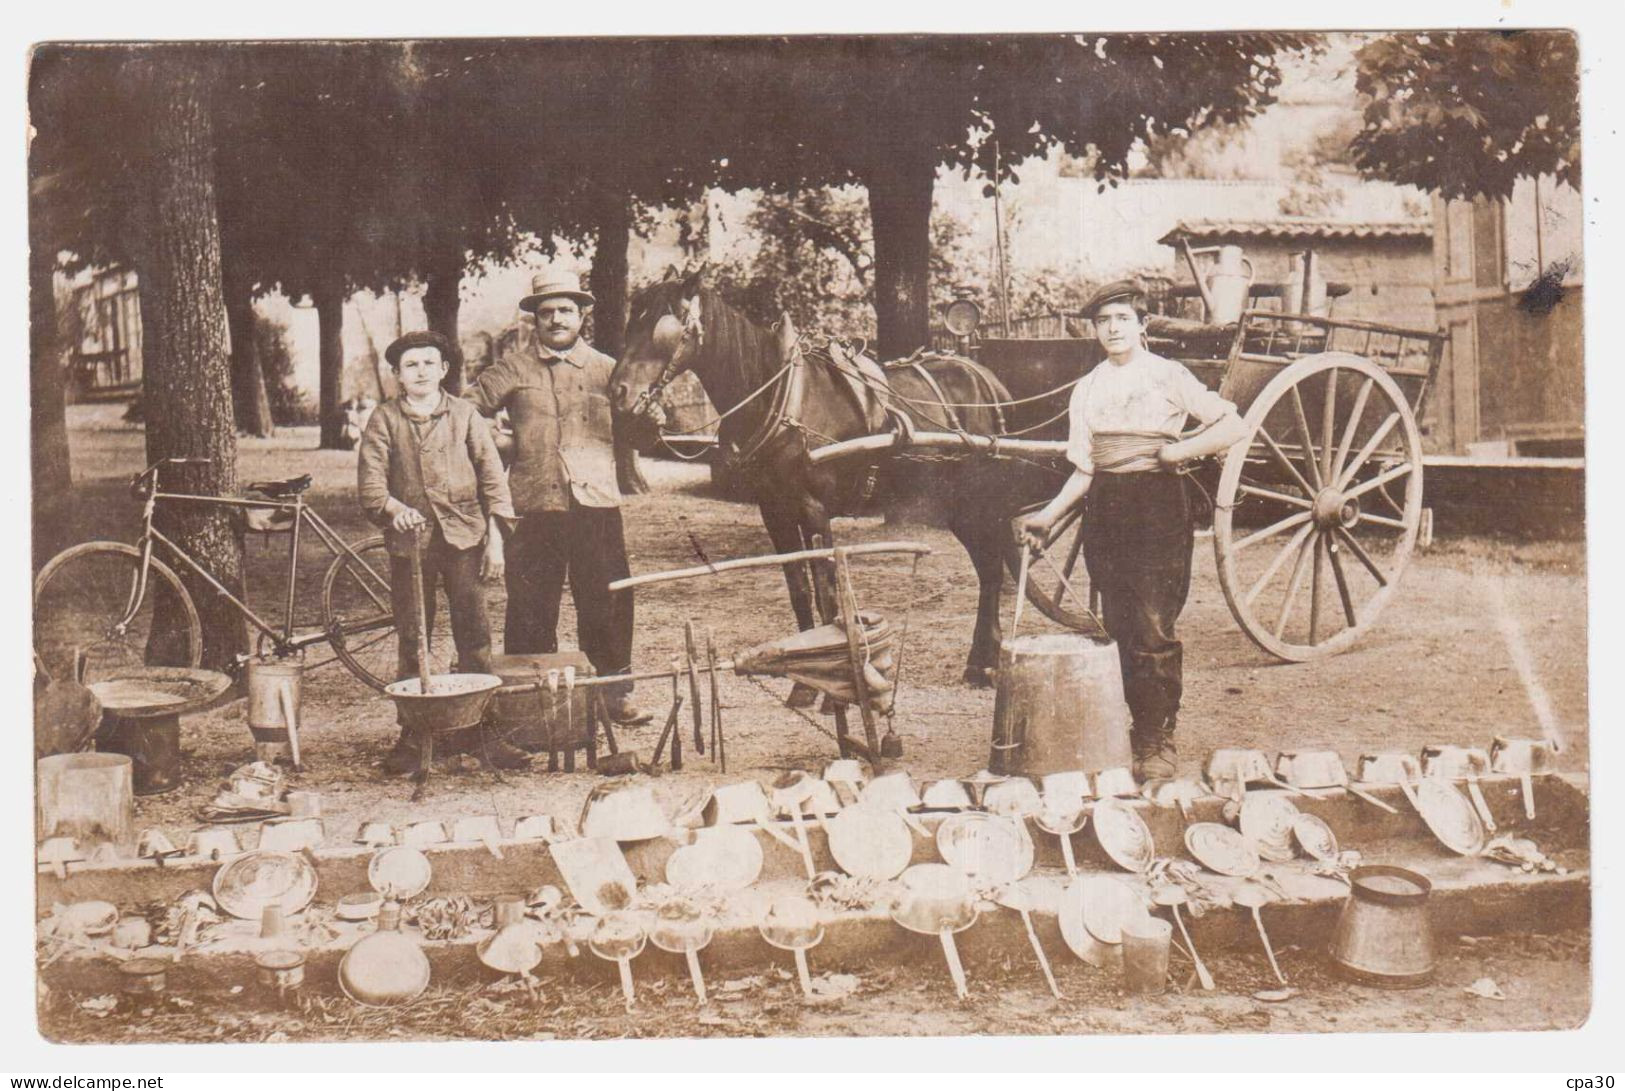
[358,330,525,773]
[466,271,649,726]
[1022,280,1247,780]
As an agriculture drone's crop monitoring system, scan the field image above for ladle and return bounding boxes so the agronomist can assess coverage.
[589,912,647,1011]
[1233,882,1286,985]
[650,899,714,1004]
[1150,883,1214,991]
[759,895,825,997]
[995,880,1061,999]
[1034,807,1087,876]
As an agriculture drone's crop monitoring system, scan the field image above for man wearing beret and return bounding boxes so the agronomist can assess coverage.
[1022,280,1248,780]
[466,271,650,725]
[359,330,525,773]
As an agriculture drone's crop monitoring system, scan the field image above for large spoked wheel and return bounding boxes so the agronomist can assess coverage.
[34,542,203,681]
[321,536,456,691]
[1002,502,1094,631]
[1213,352,1424,661]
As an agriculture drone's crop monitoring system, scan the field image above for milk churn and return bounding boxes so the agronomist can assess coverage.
[990,634,1132,776]
[1204,245,1256,325]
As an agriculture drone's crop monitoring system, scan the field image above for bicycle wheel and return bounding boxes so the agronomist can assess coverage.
[34,542,202,682]
[321,536,456,691]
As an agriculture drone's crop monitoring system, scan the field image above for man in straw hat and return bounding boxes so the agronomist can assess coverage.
[1021,279,1247,781]
[466,270,650,725]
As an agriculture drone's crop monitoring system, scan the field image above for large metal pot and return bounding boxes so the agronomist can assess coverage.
[1330,865,1437,988]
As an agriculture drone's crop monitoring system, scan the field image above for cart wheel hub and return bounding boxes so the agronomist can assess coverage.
[1313,489,1360,529]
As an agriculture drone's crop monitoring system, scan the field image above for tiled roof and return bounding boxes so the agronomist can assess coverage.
[1158,218,1433,244]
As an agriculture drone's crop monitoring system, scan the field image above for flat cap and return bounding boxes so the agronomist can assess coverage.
[1082,279,1147,319]
[384,330,455,368]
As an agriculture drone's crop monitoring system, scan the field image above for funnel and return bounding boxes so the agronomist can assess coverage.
[478,921,544,976]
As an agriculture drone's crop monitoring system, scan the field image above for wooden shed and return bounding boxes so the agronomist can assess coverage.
[1430,178,1584,457]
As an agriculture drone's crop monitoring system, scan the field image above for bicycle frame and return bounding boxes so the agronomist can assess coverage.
[120,465,393,658]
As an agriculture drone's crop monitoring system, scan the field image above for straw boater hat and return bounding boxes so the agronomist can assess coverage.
[519,270,595,313]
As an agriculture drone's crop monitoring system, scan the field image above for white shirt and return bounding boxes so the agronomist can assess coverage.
[1065,350,1237,475]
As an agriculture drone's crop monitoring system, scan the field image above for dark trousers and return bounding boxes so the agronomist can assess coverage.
[389,530,493,681]
[1082,471,1194,739]
[505,503,634,695]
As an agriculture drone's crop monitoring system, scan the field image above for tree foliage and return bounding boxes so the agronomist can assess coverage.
[1351,30,1581,200]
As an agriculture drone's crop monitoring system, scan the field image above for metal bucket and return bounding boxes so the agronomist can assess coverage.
[486,652,593,751]
[991,634,1132,777]
[37,752,136,855]
[1330,865,1437,988]
[246,659,303,764]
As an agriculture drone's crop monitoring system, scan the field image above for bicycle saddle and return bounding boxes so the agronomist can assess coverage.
[248,474,313,498]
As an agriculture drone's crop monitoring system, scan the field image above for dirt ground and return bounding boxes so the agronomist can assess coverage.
[37,930,1591,1043]
[32,406,1592,1040]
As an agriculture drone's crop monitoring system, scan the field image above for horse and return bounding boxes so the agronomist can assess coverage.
[611,269,1059,688]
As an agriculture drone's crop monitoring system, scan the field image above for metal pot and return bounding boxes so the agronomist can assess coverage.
[1329,865,1436,988]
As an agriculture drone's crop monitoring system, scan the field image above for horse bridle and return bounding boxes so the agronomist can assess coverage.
[628,297,705,419]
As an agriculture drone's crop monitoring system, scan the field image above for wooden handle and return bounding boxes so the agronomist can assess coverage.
[684,621,705,756]
[617,957,636,1010]
[1172,905,1215,991]
[278,682,302,770]
[685,949,708,1004]
[1253,908,1286,986]
[793,949,813,997]
[609,540,933,591]
[407,529,434,695]
[939,931,968,1000]
[1020,909,1062,1000]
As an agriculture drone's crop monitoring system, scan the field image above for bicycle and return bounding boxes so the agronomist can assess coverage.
[33,456,456,690]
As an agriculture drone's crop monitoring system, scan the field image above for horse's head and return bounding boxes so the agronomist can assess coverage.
[612,267,707,452]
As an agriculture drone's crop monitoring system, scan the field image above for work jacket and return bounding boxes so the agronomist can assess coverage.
[465,337,622,513]
[357,393,515,556]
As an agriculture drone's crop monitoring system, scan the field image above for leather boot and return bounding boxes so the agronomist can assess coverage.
[479,730,533,771]
[382,732,422,777]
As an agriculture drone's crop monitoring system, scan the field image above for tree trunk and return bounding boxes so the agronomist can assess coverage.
[128,59,247,671]
[314,275,346,450]
[593,192,648,496]
[30,199,74,557]
[422,249,464,394]
[223,272,273,437]
[867,149,936,361]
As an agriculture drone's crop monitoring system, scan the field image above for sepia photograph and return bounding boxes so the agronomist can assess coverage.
[20,22,1597,1064]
